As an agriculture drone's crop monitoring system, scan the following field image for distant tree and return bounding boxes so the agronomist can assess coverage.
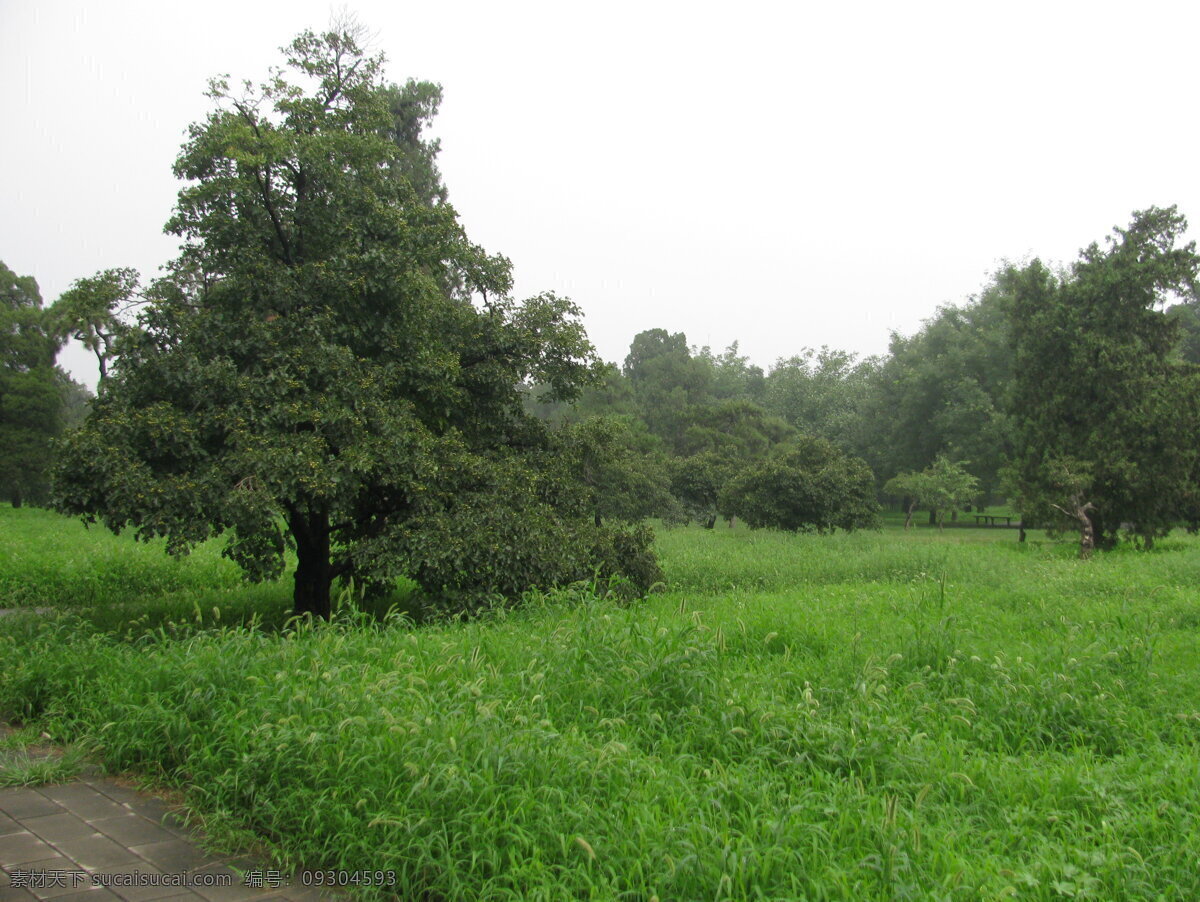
[622,329,713,449]
[0,262,61,506]
[1008,207,1200,553]
[695,341,766,403]
[678,400,792,460]
[1166,301,1200,364]
[670,450,741,528]
[868,275,1015,499]
[558,416,679,526]
[383,79,450,208]
[885,456,979,530]
[523,363,639,425]
[883,471,926,530]
[764,346,880,460]
[52,26,657,617]
[722,436,879,534]
[56,372,93,430]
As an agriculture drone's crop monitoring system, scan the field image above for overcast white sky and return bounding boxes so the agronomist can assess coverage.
[3,0,1198,390]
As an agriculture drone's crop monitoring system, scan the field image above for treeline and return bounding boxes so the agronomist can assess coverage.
[8,210,1200,553]
[527,214,1200,546]
[0,262,92,507]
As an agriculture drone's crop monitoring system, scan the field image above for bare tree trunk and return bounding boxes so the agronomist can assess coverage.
[1053,498,1096,560]
[1079,510,1095,559]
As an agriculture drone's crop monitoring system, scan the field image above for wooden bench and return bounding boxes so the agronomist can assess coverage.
[973,514,1015,527]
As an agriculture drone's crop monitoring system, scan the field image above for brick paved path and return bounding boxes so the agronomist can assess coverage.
[0,732,339,901]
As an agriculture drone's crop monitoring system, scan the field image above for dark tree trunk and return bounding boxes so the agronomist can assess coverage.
[705,514,716,529]
[1018,522,1027,543]
[290,510,333,619]
[928,508,936,526]
[9,490,21,509]
[594,510,603,528]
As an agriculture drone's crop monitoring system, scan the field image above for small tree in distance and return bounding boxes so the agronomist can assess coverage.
[722,436,879,534]
[885,456,979,530]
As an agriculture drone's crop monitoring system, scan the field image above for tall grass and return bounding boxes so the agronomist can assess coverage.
[2,509,1199,899]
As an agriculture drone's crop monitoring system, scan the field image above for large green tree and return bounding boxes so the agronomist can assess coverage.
[0,263,62,507]
[1008,207,1200,553]
[53,27,655,617]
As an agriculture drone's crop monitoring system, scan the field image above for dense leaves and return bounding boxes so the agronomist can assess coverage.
[722,436,879,533]
[884,455,980,530]
[52,27,657,616]
[0,263,63,507]
[1008,207,1200,552]
[50,268,139,382]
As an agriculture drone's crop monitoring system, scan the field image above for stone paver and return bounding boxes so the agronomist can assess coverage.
[0,726,347,902]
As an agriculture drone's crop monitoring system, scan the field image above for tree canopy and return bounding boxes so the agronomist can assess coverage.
[884,455,979,530]
[0,262,64,507]
[1008,207,1200,553]
[52,26,657,617]
[722,436,879,534]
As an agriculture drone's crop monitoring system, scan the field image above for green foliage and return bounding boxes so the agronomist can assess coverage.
[50,26,649,617]
[669,449,741,527]
[369,452,663,604]
[723,435,880,533]
[556,416,679,525]
[764,346,880,457]
[1009,207,1200,549]
[50,267,139,382]
[0,262,61,506]
[622,328,715,449]
[870,274,1015,496]
[1167,300,1200,364]
[885,455,980,529]
[677,399,792,459]
[694,340,766,403]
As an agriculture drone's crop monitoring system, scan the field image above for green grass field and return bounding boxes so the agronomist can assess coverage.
[2,507,1199,900]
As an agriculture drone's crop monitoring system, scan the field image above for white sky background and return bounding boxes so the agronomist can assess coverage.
[3,0,1198,391]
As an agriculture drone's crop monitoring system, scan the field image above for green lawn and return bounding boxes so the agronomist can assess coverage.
[2,507,1198,900]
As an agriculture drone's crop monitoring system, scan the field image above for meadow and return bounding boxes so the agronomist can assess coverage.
[2,507,1199,900]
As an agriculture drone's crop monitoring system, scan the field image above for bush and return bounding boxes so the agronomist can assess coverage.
[722,435,879,533]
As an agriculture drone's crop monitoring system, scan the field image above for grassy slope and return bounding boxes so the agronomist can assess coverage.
[2,508,1199,900]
